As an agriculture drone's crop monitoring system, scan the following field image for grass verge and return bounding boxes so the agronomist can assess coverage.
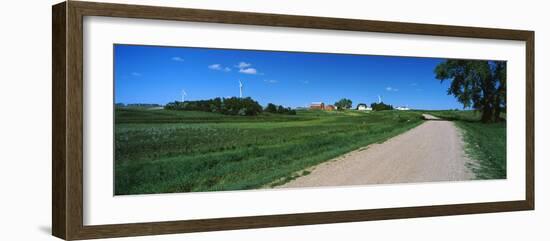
[455,121,506,179]
[427,110,506,179]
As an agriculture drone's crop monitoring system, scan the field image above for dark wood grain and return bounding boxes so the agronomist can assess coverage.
[52,1,535,240]
[52,2,67,239]
[73,201,530,240]
[72,1,532,40]
[525,32,535,209]
[66,1,85,240]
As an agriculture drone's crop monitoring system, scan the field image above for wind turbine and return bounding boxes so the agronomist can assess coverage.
[378,95,382,104]
[239,80,243,98]
[181,89,187,102]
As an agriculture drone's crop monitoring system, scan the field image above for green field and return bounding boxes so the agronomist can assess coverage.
[425,110,506,179]
[115,108,424,195]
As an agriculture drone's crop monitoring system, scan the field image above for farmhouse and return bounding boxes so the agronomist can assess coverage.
[357,103,372,111]
[310,102,325,110]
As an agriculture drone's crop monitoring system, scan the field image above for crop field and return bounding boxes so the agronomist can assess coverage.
[426,110,507,179]
[115,108,424,195]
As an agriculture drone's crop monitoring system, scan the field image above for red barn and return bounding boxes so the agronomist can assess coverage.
[310,102,325,110]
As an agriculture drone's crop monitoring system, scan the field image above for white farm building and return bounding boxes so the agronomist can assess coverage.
[356,103,372,111]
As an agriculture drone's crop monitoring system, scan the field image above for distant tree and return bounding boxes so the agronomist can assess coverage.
[334,98,353,110]
[209,97,222,113]
[288,109,297,115]
[264,103,296,115]
[370,102,393,111]
[276,105,286,114]
[222,97,263,116]
[435,60,506,123]
[265,103,278,113]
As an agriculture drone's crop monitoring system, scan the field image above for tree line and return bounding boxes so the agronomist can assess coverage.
[115,103,162,108]
[264,103,297,115]
[164,97,295,116]
[370,102,394,111]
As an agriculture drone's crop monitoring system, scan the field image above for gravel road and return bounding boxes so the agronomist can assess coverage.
[278,114,474,189]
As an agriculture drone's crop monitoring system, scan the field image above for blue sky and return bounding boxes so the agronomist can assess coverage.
[114,44,466,110]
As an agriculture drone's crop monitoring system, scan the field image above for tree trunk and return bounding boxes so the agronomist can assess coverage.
[493,96,502,122]
[481,109,493,123]
[493,107,501,122]
[493,93,504,122]
[481,101,496,123]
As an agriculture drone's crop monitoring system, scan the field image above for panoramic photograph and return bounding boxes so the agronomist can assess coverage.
[113,44,507,195]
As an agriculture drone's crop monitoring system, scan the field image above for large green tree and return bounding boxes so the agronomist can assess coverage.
[334,98,353,110]
[435,60,506,123]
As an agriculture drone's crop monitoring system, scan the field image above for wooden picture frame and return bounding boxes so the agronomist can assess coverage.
[52,1,534,240]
